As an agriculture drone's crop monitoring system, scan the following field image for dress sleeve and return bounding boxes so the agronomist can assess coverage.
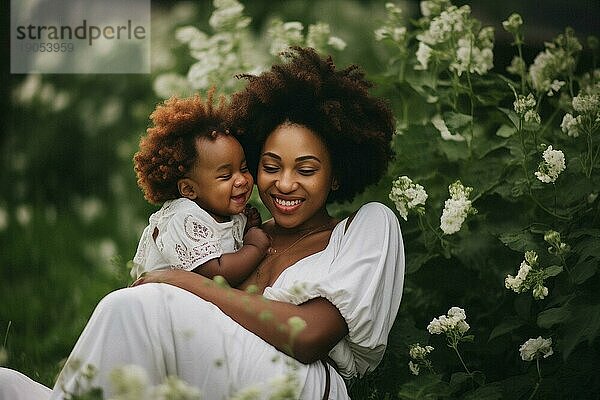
[157,210,223,271]
[265,202,405,377]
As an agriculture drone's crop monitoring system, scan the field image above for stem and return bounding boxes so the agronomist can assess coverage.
[516,36,526,94]
[519,128,571,221]
[3,321,11,348]
[452,343,472,375]
[526,357,542,400]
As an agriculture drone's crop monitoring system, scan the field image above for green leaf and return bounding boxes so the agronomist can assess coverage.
[498,107,520,129]
[570,258,598,284]
[397,374,452,399]
[444,112,472,131]
[449,372,471,389]
[537,306,572,329]
[542,265,563,278]
[559,303,600,359]
[488,317,526,341]
[498,230,538,253]
[462,383,504,400]
[406,252,437,274]
[496,124,516,138]
[461,334,475,342]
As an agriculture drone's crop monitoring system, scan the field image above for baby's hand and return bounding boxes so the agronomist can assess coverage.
[244,205,262,230]
[244,227,271,255]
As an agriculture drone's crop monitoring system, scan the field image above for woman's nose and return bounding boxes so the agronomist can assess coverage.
[275,172,298,193]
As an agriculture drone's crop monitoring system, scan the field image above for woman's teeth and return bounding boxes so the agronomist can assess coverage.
[275,198,301,207]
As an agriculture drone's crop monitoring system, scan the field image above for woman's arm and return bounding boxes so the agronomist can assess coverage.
[132,269,348,364]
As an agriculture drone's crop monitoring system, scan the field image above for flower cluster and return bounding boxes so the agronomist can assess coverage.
[374,3,408,49]
[439,180,477,235]
[544,230,570,256]
[427,306,470,336]
[154,0,263,96]
[389,176,428,221]
[534,145,566,183]
[519,336,554,362]
[528,28,581,95]
[414,2,494,76]
[504,250,562,300]
[267,19,346,58]
[505,251,544,298]
[408,343,434,376]
[513,93,541,124]
[561,89,600,138]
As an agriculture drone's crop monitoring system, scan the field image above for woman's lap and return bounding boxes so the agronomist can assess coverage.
[51,283,313,399]
[0,368,51,400]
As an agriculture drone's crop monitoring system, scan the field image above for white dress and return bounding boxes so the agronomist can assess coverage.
[132,198,246,277]
[0,202,405,400]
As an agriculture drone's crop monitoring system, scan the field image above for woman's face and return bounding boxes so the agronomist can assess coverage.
[257,123,334,230]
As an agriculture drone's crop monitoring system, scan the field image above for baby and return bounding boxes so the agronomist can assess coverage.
[131,91,270,287]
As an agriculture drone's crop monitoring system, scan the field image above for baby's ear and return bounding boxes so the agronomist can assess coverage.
[177,178,198,200]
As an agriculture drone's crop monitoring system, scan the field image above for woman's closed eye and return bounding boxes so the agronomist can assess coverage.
[262,164,280,173]
[298,168,317,176]
[218,174,232,180]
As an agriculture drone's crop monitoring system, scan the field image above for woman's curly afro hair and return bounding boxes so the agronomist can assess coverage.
[228,46,395,203]
[134,90,230,204]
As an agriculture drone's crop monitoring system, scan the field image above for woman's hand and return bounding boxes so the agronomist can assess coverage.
[131,269,203,288]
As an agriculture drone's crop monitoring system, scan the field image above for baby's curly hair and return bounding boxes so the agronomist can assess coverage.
[228,46,395,203]
[134,90,230,204]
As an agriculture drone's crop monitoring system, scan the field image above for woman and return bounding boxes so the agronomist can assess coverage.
[1,47,404,399]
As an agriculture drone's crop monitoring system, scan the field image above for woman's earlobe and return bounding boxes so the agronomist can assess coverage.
[178,178,197,200]
[331,179,340,191]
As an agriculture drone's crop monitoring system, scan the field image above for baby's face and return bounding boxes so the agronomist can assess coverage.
[187,134,253,222]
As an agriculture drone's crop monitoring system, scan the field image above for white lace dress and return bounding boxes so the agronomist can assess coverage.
[0,202,405,400]
[132,198,246,277]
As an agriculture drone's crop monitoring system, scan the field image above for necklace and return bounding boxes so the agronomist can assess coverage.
[267,221,335,256]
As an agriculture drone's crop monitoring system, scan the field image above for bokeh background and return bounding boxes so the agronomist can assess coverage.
[1,0,598,395]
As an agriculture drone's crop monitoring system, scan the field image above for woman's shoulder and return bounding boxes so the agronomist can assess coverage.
[343,202,398,231]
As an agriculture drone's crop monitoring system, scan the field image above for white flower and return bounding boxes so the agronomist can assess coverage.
[524,109,541,124]
[109,364,150,399]
[152,376,201,400]
[389,176,428,220]
[547,79,565,96]
[408,360,420,375]
[153,73,192,99]
[505,260,532,292]
[440,181,476,235]
[535,145,566,183]
[532,284,549,300]
[415,42,433,70]
[572,93,600,115]
[0,207,8,231]
[209,0,250,30]
[507,56,526,76]
[513,93,536,115]
[175,26,206,44]
[327,36,347,51]
[409,344,434,360]
[502,13,523,33]
[15,204,32,226]
[560,113,580,137]
[306,22,331,51]
[519,336,553,361]
[431,114,465,141]
[267,19,304,56]
[427,306,470,335]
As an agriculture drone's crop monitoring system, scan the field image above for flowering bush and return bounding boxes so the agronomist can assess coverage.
[374,0,599,398]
